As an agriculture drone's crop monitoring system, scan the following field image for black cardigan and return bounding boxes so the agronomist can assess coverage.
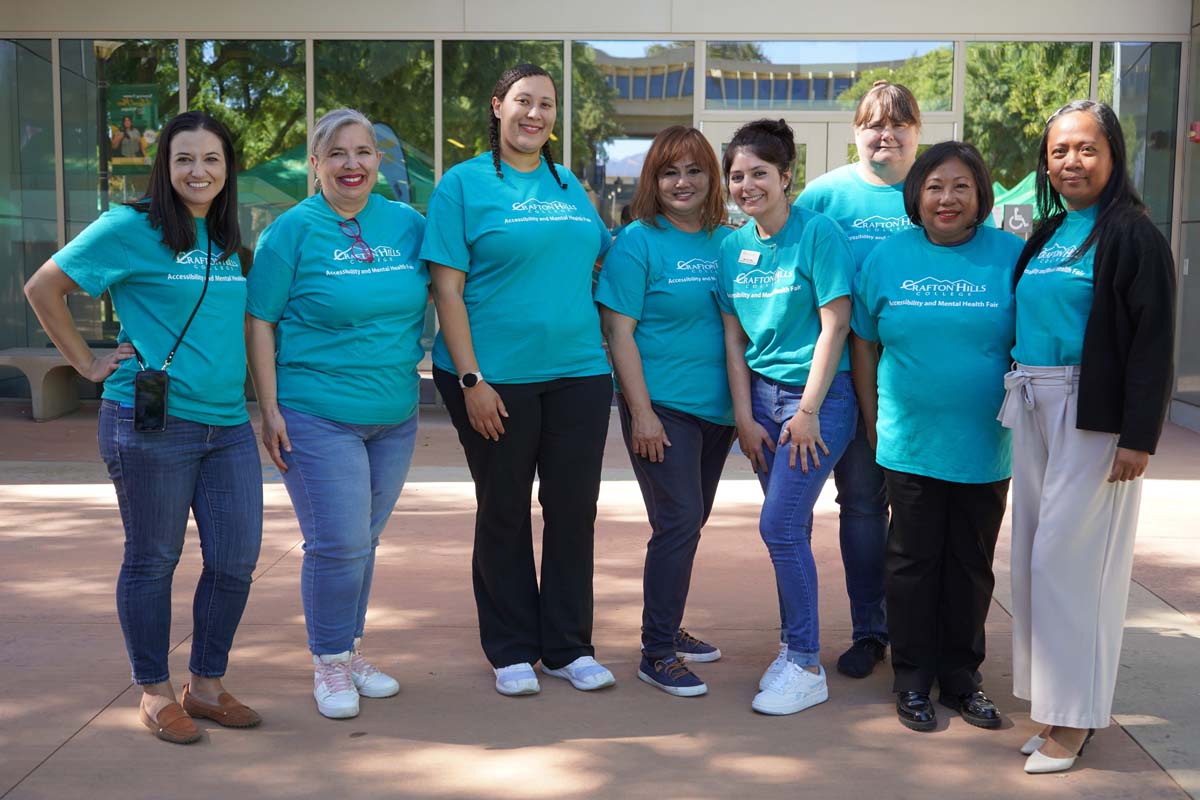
[1014,209,1177,454]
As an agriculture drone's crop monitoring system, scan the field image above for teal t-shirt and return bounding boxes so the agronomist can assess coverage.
[420,153,612,383]
[54,205,248,426]
[715,206,855,386]
[797,164,914,270]
[1013,207,1097,367]
[247,193,428,425]
[595,217,734,426]
[852,227,1023,483]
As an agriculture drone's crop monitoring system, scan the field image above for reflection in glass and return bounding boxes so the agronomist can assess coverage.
[441,41,563,172]
[573,41,695,227]
[704,41,952,113]
[59,39,179,343]
[1099,42,1180,236]
[0,39,56,368]
[187,40,307,258]
[315,40,435,213]
[965,42,1092,192]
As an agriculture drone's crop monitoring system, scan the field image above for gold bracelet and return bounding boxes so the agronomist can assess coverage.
[798,406,818,416]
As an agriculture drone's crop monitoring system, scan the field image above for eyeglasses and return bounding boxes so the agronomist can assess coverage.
[338,217,374,263]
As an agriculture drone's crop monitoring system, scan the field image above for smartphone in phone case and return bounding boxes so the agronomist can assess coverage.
[133,369,169,432]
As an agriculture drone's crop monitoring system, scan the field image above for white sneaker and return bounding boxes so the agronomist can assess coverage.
[494,662,541,696]
[540,656,616,691]
[350,638,400,698]
[314,651,360,719]
[759,642,789,690]
[751,663,829,715]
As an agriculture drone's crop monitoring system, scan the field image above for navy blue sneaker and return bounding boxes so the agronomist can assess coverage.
[638,654,708,697]
[674,628,722,663]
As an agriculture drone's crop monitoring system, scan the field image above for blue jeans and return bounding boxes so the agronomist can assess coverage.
[831,409,890,644]
[617,397,735,658]
[750,372,857,667]
[279,405,418,655]
[98,400,263,685]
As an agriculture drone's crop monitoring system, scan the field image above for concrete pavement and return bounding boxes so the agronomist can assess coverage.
[0,401,1196,799]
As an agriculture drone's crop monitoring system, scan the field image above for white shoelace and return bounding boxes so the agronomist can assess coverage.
[316,660,354,693]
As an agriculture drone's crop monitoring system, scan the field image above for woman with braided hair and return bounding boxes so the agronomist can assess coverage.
[423,63,616,696]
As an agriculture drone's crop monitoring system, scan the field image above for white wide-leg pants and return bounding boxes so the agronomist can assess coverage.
[1000,365,1144,729]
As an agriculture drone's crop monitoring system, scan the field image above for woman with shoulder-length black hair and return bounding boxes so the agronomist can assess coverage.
[422,63,617,697]
[25,111,264,744]
[852,141,1023,732]
[999,100,1176,773]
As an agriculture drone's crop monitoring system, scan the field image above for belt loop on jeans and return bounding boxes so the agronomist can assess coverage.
[1065,364,1075,395]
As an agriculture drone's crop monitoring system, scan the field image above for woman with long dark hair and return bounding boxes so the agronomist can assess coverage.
[423,64,616,696]
[717,119,858,715]
[595,126,734,697]
[1002,100,1176,773]
[25,112,263,744]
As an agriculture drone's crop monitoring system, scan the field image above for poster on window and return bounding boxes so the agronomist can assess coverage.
[108,84,159,173]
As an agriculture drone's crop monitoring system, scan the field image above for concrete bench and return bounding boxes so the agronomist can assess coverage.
[0,347,87,421]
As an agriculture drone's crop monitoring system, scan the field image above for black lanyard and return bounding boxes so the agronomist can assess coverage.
[137,236,213,372]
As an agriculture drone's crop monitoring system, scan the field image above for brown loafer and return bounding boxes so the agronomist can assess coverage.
[138,701,201,744]
[181,683,262,728]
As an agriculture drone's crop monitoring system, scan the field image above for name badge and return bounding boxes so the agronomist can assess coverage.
[738,249,761,265]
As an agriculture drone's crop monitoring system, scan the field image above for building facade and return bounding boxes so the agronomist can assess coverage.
[3,0,1198,427]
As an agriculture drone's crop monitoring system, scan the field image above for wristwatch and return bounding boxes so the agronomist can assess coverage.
[459,371,484,389]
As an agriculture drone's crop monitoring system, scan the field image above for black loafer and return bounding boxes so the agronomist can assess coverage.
[939,689,1002,729]
[897,691,936,731]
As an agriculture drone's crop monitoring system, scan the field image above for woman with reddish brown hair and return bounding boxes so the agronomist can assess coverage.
[595,125,734,697]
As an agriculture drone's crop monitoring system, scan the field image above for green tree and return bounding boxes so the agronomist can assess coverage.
[839,42,1110,189]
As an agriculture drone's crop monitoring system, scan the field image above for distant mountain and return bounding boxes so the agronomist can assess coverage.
[606,149,649,178]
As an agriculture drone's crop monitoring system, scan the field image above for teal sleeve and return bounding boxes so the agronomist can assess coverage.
[595,230,648,321]
[246,231,297,323]
[850,262,880,343]
[418,173,470,272]
[54,210,135,298]
[810,218,855,306]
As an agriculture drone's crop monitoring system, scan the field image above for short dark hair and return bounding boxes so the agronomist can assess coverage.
[127,111,241,262]
[903,140,994,228]
[722,118,796,194]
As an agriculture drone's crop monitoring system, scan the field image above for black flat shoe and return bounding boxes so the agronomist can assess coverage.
[938,689,1002,729]
[897,691,936,732]
[837,639,886,679]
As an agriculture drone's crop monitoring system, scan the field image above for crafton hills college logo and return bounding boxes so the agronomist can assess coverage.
[676,257,718,272]
[511,198,578,213]
[900,276,986,294]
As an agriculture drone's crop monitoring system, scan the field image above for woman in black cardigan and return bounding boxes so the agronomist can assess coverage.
[1000,100,1176,774]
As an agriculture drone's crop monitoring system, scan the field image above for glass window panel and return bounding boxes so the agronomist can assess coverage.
[0,39,56,372]
[314,40,434,213]
[1099,42,1180,237]
[187,39,307,259]
[705,41,953,112]
[965,42,1093,193]
[616,74,630,98]
[572,41,696,228]
[58,39,178,344]
[441,41,563,172]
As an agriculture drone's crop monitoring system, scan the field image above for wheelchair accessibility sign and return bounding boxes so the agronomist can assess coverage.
[1003,204,1033,237]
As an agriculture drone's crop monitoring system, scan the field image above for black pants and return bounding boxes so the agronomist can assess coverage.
[883,469,1009,696]
[434,368,611,670]
[617,397,735,658]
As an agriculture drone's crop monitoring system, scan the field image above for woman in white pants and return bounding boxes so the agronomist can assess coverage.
[1001,100,1176,774]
